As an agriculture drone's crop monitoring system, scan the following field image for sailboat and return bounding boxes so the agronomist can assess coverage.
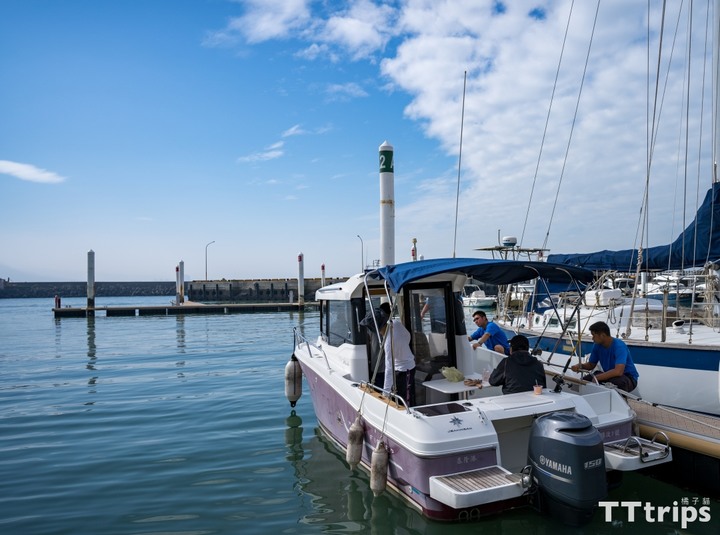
[499,182,720,417]
[493,1,720,469]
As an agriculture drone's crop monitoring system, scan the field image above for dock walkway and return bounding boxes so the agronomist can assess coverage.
[53,301,318,318]
[627,399,720,459]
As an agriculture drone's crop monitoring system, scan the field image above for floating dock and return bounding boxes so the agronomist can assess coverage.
[626,398,720,495]
[53,301,318,318]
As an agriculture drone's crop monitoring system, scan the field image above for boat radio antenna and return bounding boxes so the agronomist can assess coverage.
[452,70,467,258]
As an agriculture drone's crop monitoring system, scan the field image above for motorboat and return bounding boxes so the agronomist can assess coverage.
[462,284,497,308]
[285,258,671,524]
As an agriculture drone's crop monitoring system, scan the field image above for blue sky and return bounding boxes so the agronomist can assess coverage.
[0,1,713,281]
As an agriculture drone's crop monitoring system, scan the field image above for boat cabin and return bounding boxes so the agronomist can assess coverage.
[315,272,477,405]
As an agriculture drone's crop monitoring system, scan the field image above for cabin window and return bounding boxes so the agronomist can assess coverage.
[401,283,460,376]
[547,316,576,330]
[418,288,448,334]
[323,300,354,347]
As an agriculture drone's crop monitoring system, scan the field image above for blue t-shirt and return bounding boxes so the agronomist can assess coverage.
[589,338,639,380]
[470,321,510,354]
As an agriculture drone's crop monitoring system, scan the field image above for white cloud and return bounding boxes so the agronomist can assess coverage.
[208,0,399,60]
[295,43,335,61]
[237,141,285,162]
[208,0,312,45]
[321,0,398,59]
[0,160,66,184]
[282,124,307,137]
[326,82,368,101]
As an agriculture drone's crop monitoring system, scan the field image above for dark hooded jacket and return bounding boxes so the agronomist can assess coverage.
[489,350,547,394]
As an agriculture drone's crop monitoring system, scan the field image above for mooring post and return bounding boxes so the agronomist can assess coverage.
[298,252,305,307]
[175,260,185,304]
[87,250,95,317]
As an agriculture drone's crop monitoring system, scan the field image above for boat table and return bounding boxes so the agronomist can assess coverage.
[424,373,485,400]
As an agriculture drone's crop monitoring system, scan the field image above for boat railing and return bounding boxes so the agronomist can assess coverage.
[293,327,332,371]
[358,381,412,413]
[608,432,671,463]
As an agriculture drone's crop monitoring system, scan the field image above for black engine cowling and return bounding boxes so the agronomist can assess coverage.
[528,411,607,525]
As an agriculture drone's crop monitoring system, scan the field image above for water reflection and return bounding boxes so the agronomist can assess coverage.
[176,314,186,352]
[285,418,443,535]
[285,410,304,463]
[86,315,96,361]
[86,316,98,401]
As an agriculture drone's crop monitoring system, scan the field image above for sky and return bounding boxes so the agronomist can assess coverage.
[1,0,715,282]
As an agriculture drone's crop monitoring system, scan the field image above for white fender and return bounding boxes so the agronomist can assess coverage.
[370,440,388,496]
[346,415,364,470]
[285,354,302,407]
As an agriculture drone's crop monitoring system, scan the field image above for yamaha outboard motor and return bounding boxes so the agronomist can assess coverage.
[528,412,606,525]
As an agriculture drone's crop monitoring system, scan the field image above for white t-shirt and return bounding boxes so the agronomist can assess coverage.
[383,319,416,390]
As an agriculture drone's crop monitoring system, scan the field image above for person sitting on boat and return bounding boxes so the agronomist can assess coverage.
[468,310,510,355]
[361,303,416,406]
[570,321,639,392]
[488,334,547,394]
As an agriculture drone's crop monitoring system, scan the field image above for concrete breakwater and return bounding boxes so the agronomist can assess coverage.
[185,278,345,302]
[0,278,346,302]
[0,281,175,299]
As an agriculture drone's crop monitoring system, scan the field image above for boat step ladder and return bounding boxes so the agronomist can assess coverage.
[603,433,672,470]
[429,465,526,509]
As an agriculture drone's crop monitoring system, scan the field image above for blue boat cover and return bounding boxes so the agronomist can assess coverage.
[547,183,720,271]
[374,258,594,293]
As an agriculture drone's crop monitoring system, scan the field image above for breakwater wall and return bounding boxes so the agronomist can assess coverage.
[0,281,175,299]
[0,278,346,302]
[185,278,345,302]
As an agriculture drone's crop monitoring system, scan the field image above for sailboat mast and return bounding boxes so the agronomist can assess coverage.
[714,0,720,182]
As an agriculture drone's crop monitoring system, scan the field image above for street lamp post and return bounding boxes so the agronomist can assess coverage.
[356,235,364,272]
[205,241,215,280]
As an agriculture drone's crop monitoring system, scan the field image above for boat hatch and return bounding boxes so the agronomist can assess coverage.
[414,403,471,417]
[429,465,525,508]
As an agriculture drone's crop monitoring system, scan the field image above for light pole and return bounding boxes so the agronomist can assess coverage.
[356,235,364,272]
[205,241,215,280]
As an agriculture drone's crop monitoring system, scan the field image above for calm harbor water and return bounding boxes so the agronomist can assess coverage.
[0,297,717,534]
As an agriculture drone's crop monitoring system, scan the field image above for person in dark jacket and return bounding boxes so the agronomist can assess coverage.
[488,334,547,394]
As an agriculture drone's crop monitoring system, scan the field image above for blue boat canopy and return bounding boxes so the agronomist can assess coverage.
[548,183,720,271]
[374,257,594,293]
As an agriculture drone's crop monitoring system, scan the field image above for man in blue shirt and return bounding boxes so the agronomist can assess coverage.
[468,310,510,355]
[571,321,639,392]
